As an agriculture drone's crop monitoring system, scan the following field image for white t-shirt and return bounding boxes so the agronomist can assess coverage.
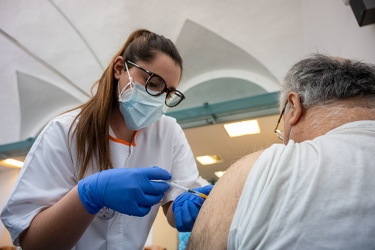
[1,110,200,250]
[228,120,375,250]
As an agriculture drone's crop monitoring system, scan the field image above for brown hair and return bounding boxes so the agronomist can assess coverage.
[69,29,183,180]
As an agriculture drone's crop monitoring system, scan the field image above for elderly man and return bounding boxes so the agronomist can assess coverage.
[187,54,375,249]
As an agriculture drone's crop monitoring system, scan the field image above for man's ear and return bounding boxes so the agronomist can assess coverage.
[113,56,125,80]
[286,92,302,126]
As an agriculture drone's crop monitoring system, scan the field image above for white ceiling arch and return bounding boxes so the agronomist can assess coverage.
[176,19,279,93]
[1,0,375,182]
[17,71,82,139]
[178,69,280,94]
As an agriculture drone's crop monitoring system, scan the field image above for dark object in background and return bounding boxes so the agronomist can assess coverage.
[349,0,375,26]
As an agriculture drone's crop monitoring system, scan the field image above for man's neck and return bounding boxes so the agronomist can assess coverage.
[292,100,375,142]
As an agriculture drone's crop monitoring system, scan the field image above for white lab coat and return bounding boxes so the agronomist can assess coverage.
[1,109,200,250]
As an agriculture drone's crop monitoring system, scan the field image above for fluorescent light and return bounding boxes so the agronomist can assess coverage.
[196,155,222,165]
[214,171,225,178]
[0,158,24,168]
[224,119,260,137]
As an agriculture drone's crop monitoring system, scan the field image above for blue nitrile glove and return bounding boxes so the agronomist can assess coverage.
[78,166,171,217]
[172,184,214,232]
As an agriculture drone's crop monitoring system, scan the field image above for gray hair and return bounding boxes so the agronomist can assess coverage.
[279,53,375,110]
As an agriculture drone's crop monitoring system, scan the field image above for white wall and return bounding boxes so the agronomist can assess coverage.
[303,0,375,62]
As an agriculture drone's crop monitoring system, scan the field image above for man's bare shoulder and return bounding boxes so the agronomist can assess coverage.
[187,150,264,250]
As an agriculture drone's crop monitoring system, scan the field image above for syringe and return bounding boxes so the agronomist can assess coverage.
[152,180,208,199]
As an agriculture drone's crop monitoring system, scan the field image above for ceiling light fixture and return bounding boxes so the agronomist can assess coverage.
[214,171,225,178]
[196,155,222,165]
[0,158,24,169]
[223,119,260,137]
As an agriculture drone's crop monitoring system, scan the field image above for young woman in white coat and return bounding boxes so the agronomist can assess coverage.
[1,29,213,250]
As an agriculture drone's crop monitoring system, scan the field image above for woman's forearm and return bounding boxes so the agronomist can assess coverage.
[19,186,95,250]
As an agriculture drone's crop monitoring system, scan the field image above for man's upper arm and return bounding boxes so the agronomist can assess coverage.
[187,150,264,250]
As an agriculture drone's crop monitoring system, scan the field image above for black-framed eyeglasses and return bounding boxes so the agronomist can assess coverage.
[274,101,288,141]
[126,60,185,107]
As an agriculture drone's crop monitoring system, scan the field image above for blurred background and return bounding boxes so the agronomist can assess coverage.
[1,0,374,248]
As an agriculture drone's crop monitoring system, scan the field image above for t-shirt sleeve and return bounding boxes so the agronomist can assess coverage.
[161,124,201,205]
[0,115,77,245]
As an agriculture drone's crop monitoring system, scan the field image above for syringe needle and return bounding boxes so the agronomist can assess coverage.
[188,189,208,199]
[152,180,208,199]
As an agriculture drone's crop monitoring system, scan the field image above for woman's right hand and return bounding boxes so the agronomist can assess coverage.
[78,166,171,216]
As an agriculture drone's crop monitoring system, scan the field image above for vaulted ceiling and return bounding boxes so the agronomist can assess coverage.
[1,0,374,181]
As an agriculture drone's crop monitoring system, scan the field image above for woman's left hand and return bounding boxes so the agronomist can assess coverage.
[172,185,214,232]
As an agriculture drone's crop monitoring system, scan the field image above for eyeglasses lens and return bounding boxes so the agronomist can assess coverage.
[166,91,184,107]
[146,76,165,95]
[275,130,284,141]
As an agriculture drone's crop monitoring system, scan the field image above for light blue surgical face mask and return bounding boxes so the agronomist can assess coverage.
[118,64,166,130]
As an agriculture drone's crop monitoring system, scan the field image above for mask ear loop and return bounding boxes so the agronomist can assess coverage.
[118,61,134,97]
[284,103,294,142]
[124,61,133,84]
